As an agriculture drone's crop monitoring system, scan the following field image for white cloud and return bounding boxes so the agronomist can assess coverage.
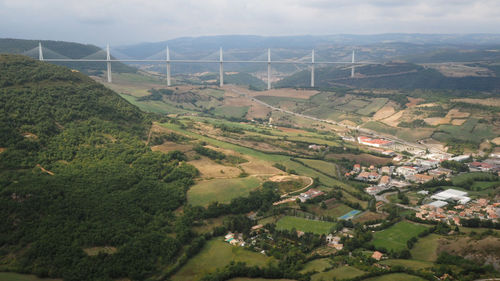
[0,0,499,45]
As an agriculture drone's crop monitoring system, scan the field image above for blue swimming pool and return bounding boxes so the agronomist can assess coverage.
[338,210,361,220]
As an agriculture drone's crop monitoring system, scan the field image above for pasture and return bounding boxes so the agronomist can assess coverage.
[172,239,274,281]
[309,203,354,218]
[187,177,261,206]
[275,216,336,235]
[372,221,429,251]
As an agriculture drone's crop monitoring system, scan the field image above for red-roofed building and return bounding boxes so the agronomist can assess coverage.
[358,136,393,148]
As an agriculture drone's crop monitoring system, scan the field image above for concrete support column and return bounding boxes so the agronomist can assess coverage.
[267,48,271,90]
[166,46,171,86]
[38,42,44,61]
[351,49,355,78]
[311,49,315,88]
[106,44,112,83]
[219,47,224,87]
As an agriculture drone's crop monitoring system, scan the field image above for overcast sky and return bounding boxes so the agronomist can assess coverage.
[1,0,500,46]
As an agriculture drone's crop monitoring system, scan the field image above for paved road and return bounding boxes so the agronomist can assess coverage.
[228,86,446,155]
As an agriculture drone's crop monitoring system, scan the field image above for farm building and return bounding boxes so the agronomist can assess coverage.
[357,136,393,148]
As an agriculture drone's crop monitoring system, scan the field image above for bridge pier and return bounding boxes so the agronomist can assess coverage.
[166,46,171,86]
[311,49,315,88]
[38,42,44,61]
[106,44,112,83]
[267,48,271,90]
[351,49,355,78]
[219,47,223,87]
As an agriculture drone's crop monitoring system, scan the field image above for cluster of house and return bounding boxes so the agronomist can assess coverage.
[416,189,500,224]
[298,188,325,202]
[325,228,355,250]
[224,232,246,246]
[469,158,500,173]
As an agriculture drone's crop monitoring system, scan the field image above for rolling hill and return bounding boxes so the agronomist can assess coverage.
[275,62,500,91]
[0,55,197,280]
[0,38,137,75]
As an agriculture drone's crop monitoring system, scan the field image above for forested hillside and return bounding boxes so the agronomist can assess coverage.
[0,55,198,280]
[276,62,500,91]
[0,38,137,74]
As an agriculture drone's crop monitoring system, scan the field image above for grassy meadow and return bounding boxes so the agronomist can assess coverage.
[188,177,261,206]
[172,239,274,281]
[372,221,429,251]
[275,216,336,235]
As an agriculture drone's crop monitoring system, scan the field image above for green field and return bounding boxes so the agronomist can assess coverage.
[379,259,434,270]
[435,118,497,144]
[275,216,336,235]
[357,98,388,116]
[372,221,429,251]
[213,105,249,119]
[311,266,366,281]
[161,121,367,208]
[362,121,398,135]
[310,203,353,218]
[297,158,339,178]
[172,239,274,281]
[299,258,332,273]
[0,273,61,281]
[188,177,261,206]
[362,273,426,281]
[410,234,441,262]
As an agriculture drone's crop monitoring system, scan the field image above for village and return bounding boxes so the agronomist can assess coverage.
[222,134,500,262]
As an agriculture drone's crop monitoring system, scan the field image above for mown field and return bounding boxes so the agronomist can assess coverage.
[297,158,339,178]
[172,239,274,281]
[187,177,261,206]
[310,266,366,281]
[372,221,429,251]
[410,234,442,262]
[299,258,331,273]
[275,216,336,235]
[309,203,354,218]
[0,273,61,281]
[361,273,426,281]
[379,259,434,270]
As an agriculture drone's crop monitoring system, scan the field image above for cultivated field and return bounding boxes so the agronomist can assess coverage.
[372,221,429,251]
[172,239,274,281]
[275,216,336,235]
[187,177,261,206]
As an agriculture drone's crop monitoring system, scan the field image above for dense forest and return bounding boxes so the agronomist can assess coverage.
[0,55,198,280]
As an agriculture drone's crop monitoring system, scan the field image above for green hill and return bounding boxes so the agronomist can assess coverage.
[0,38,137,75]
[0,55,197,280]
[276,62,500,91]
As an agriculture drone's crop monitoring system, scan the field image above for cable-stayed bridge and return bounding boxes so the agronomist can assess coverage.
[32,43,380,89]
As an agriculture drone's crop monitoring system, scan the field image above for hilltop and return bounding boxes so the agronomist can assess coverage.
[0,55,198,280]
[0,38,137,75]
